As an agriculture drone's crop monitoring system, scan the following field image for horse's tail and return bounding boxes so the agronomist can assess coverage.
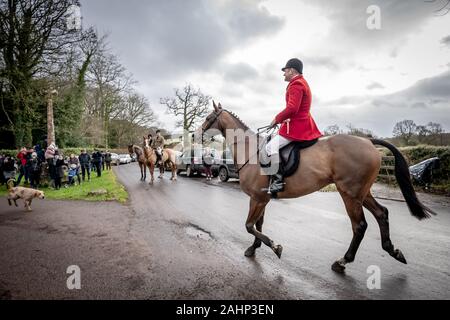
[370,139,436,220]
[7,178,15,191]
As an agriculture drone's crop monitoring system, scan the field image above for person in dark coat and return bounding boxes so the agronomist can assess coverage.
[79,149,91,182]
[105,151,112,170]
[101,151,106,171]
[91,149,102,177]
[35,144,45,162]
[28,152,42,189]
[54,152,65,190]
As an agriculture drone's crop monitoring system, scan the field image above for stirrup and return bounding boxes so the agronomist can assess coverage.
[261,177,285,194]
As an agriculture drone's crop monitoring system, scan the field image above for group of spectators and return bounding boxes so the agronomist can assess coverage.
[0,144,113,190]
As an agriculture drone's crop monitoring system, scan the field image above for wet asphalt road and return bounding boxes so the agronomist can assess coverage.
[1,162,449,299]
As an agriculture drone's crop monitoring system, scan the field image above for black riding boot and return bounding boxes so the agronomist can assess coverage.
[269,172,285,194]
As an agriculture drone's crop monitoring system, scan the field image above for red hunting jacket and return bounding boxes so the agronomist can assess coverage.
[274,75,322,141]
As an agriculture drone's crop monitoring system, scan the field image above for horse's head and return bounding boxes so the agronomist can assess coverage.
[143,136,150,148]
[128,144,134,155]
[201,101,224,133]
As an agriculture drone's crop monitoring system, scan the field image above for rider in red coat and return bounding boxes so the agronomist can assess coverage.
[266,58,322,194]
[274,74,322,141]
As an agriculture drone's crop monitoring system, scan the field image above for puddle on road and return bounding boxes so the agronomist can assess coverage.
[185,225,212,240]
[169,220,214,241]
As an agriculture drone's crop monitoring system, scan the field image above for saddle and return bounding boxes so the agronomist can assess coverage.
[260,138,318,178]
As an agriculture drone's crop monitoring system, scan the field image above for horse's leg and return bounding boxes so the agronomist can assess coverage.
[363,193,407,264]
[143,162,147,181]
[245,199,282,258]
[148,162,154,184]
[332,192,368,273]
[170,158,177,181]
[158,159,164,179]
[139,163,143,181]
[244,209,265,257]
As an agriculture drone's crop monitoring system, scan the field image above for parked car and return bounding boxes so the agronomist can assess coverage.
[176,149,204,177]
[118,154,132,165]
[110,153,119,165]
[176,148,238,182]
[211,150,239,182]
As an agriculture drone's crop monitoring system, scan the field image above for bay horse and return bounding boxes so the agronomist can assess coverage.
[142,136,178,182]
[201,102,436,273]
[128,144,147,181]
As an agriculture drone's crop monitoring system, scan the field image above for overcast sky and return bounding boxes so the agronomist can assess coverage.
[80,0,450,137]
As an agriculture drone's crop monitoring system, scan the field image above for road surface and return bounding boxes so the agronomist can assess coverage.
[0,163,449,299]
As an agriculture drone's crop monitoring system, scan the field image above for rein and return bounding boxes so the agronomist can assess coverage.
[235,125,277,174]
[202,109,276,174]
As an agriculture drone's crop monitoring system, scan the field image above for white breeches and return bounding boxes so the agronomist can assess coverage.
[265,134,293,156]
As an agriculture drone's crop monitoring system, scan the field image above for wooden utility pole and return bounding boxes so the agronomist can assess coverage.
[47,88,58,146]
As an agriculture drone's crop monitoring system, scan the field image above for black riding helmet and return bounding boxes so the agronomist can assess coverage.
[282,58,303,74]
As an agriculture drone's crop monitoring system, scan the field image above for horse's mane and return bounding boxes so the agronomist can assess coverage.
[132,144,145,154]
[224,109,250,131]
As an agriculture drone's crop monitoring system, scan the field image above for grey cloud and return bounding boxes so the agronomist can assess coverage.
[411,102,427,108]
[441,35,450,46]
[223,63,259,82]
[309,0,437,49]
[319,95,367,107]
[80,0,284,79]
[300,55,341,71]
[316,70,450,136]
[321,69,450,108]
[366,81,385,90]
[393,69,450,101]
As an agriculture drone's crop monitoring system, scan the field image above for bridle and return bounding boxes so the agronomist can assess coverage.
[202,109,223,133]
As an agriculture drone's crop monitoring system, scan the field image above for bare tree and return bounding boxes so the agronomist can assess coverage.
[115,93,157,127]
[160,84,211,132]
[109,92,158,146]
[346,123,374,138]
[416,125,430,143]
[427,122,444,134]
[324,124,342,136]
[87,39,133,147]
[393,120,417,145]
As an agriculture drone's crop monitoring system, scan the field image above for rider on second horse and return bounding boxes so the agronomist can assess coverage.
[267,58,323,193]
[151,130,166,167]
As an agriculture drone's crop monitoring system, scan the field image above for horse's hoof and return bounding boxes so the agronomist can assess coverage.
[273,245,283,259]
[331,261,346,273]
[244,246,256,257]
[392,249,407,264]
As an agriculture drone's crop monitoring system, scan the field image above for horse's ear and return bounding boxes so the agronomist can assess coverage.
[218,102,222,109]
[212,100,218,112]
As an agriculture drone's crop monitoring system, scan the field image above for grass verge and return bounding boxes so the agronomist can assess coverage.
[0,169,128,203]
